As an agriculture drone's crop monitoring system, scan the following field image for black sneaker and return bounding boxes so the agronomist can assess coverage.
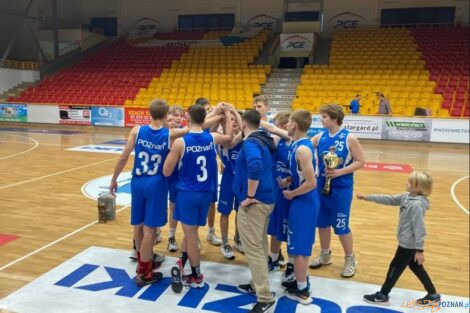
[363,292,390,305]
[268,256,280,272]
[416,294,441,307]
[238,283,256,295]
[285,284,312,304]
[249,301,275,313]
[278,250,286,267]
[135,271,163,287]
[171,263,183,293]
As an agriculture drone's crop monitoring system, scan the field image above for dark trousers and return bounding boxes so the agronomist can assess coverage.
[380,246,437,295]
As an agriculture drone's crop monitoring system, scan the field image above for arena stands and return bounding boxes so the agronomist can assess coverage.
[411,26,469,117]
[293,28,446,117]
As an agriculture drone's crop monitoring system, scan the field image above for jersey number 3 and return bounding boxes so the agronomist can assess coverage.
[135,151,162,176]
[196,156,208,182]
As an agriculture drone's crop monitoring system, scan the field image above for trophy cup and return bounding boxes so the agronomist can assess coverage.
[322,146,343,196]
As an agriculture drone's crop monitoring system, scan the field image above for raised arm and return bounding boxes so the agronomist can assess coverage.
[110,126,139,195]
[163,138,184,177]
[170,127,189,140]
[212,104,233,146]
[259,120,290,141]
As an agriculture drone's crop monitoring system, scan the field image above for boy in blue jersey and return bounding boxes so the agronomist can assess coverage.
[163,103,233,292]
[217,110,243,259]
[195,97,223,247]
[109,99,188,286]
[281,110,319,304]
[309,104,365,278]
[234,109,277,313]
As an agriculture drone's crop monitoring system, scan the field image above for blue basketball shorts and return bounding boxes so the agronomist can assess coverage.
[217,172,239,215]
[131,175,168,228]
[287,192,319,257]
[174,191,212,226]
[316,185,353,235]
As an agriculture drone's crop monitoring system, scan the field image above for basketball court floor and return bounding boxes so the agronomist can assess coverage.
[0,123,468,312]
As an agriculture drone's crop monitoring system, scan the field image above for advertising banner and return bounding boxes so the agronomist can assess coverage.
[430,119,469,144]
[59,105,91,125]
[343,116,382,139]
[91,107,124,127]
[0,103,27,122]
[381,118,432,142]
[280,33,314,52]
[27,104,59,124]
[124,108,152,127]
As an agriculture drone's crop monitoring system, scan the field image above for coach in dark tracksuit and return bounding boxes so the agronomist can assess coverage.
[233,109,276,313]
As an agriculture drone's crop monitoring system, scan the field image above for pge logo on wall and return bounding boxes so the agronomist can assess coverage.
[328,12,367,29]
[127,17,161,39]
[82,172,132,206]
[280,33,314,52]
[247,14,276,29]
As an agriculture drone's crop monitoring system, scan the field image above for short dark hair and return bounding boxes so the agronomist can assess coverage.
[188,104,206,125]
[195,98,209,107]
[242,109,261,128]
[148,99,169,120]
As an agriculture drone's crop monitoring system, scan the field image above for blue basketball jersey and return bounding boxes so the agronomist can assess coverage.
[317,128,353,187]
[218,142,242,175]
[132,126,170,177]
[289,138,316,191]
[275,138,291,182]
[178,131,217,192]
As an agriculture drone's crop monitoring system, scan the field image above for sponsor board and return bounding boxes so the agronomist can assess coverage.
[328,11,367,29]
[124,108,152,127]
[381,118,432,142]
[138,39,222,48]
[280,33,314,52]
[343,116,382,139]
[127,17,160,40]
[59,105,91,125]
[430,119,469,144]
[0,246,467,313]
[246,14,277,29]
[0,103,27,122]
[91,107,124,127]
[27,104,59,124]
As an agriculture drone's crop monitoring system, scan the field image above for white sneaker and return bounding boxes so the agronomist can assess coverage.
[206,232,222,246]
[167,237,178,252]
[220,244,235,260]
[130,249,137,261]
[233,239,244,254]
[155,229,162,244]
[341,254,357,278]
[309,250,332,269]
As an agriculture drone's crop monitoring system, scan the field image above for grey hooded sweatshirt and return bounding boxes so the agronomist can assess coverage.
[366,192,429,250]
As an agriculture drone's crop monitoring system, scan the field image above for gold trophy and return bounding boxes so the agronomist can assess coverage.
[322,146,343,196]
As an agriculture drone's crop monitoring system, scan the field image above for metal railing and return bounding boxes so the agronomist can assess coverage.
[0,59,39,70]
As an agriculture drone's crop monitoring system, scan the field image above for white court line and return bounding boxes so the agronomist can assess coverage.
[0,157,117,190]
[451,175,470,215]
[0,205,130,272]
[0,135,39,160]
[0,140,78,147]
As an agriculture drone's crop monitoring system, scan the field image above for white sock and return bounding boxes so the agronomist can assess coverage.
[297,280,307,290]
[270,253,279,262]
[321,249,330,254]
[208,227,215,234]
[169,228,176,238]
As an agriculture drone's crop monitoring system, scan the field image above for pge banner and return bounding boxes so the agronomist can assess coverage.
[59,105,91,125]
[124,108,152,127]
[280,33,314,52]
[0,103,27,122]
[91,107,124,127]
[431,118,469,144]
[381,118,432,142]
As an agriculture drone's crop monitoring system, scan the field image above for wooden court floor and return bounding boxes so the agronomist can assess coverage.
[0,123,468,299]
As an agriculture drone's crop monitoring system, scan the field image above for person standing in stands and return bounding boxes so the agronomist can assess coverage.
[349,95,361,114]
[378,93,392,115]
[109,99,187,286]
[235,109,277,313]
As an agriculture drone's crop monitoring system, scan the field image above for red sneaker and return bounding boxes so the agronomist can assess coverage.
[183,274,205,288]
[135,271,162,287]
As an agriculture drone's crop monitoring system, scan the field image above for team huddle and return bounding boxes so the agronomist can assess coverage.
[110,96,440,312]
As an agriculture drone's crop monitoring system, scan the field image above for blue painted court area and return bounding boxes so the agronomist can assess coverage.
[0,247,467,313]
[101,139,127,145]
[0,127,83,135]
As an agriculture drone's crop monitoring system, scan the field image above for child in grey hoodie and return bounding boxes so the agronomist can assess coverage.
[358,171,440,307]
